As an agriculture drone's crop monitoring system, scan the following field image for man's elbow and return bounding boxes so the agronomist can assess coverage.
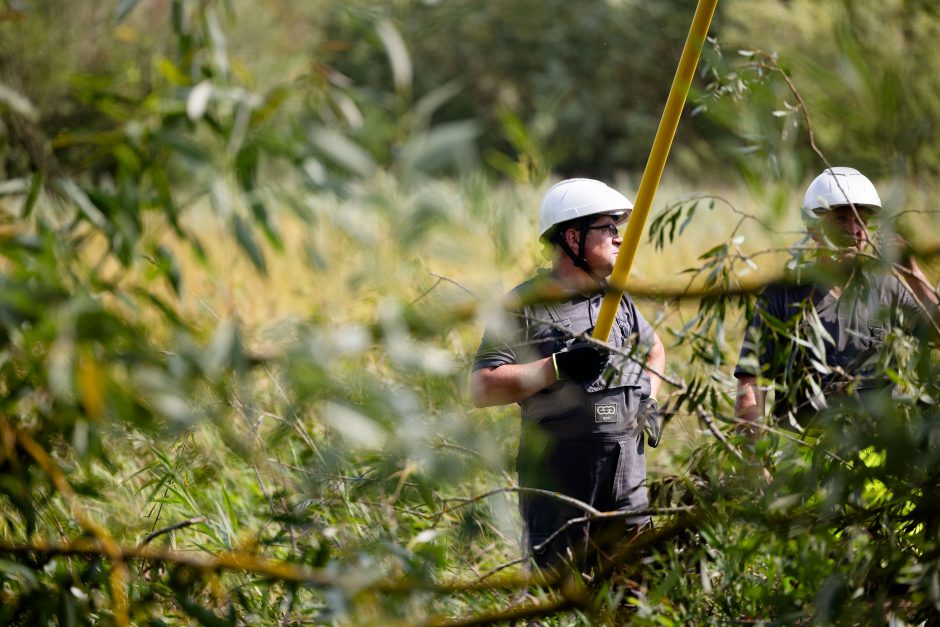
[470,369,496,408]
[648,332,666,366]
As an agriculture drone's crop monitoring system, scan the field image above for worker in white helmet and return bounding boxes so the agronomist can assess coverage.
[735,167,939,430]
[471,178,666,572]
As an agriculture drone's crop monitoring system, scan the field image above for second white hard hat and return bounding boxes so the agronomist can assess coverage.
[802,167,881,215]
[538,178,633,240]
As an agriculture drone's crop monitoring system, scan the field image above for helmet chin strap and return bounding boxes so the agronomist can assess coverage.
[555,220,595,276]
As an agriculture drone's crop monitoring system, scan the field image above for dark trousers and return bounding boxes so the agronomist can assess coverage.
[518,432,650,572]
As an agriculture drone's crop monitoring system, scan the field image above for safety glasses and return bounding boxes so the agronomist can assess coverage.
[586,223,621,239]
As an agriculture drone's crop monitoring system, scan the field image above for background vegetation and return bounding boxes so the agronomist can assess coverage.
[0,0,939,624]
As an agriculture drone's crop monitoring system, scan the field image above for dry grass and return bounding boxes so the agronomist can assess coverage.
[152,172,940,478]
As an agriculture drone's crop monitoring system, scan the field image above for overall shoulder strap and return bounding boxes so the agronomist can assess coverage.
[866,277,886,327]
[543,300,567,324]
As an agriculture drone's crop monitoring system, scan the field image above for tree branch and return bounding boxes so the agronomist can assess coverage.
[140,517,207,547]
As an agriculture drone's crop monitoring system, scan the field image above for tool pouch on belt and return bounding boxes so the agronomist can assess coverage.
[522,380,642,439]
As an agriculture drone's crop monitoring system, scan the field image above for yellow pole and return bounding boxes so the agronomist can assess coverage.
[593,0,718,341]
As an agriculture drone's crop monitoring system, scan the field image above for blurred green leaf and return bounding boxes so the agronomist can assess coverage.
[59,181,110,232]
[307,126,376,178]
[232,214,267,274]
[323,402,385,450]
[0,81,38,121]
[376,19,412,94]
[398,120,480,176]
[205,318,241,379]
[22,172,42,219]
[0,558,39,592]
[114,0,141,23]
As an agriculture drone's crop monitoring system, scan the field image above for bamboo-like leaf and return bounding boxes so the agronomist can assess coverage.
[154,245,182,296]
[0,559,39,591]
[397,120,480,176]
[0,81,38,121]
[376,19,412,93]
[59,181,110,231]
[231,214,267,274]
[323,402,384,449]
[205,318,240,379]
[307,126,376,178]
[187,81,213,121]
[22,172,43,218]
[411,81,463,128]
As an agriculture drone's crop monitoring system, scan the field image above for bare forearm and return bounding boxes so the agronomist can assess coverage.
[646,332,666,399]
[470,359,557,408]
[906,261,940,307]
[735,376,765,427]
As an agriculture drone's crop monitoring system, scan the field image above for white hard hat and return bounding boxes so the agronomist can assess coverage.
[538,178,633,240]
[802,167,881,215]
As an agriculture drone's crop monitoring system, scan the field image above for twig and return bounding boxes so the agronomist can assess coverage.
[410,277,443,305]
[410,271,478,305]
[429,271,478,298]
[475,556,528,583]
[890,266,940,338]
[140,517,207,547]
[476,505,694,584]
[686,408,850,465]
[428,512,701,626]
[696,407,745,462]
[661,192,785,234]
[435,486,602,523]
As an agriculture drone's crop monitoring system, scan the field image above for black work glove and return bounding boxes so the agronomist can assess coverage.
[640,397,663,448]
[552,340,610,384]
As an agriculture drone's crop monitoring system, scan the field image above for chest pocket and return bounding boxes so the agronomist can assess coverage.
[526,297,646,392]
[822,288,889,372]
[522,302,572,360]
[844,289,889,353]
[587,299,642,393]
[614,305,634,351]
[865,285,888,346]
[847,292,888,373]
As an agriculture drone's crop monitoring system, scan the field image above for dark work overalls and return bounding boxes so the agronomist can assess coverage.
[516,292,653,570]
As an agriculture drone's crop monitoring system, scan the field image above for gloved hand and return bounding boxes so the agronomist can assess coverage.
[640,397,663,447]
[552,340,610,383]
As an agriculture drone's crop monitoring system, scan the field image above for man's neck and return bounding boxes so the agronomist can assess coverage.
[551,261,605,296]
[813,250,867,297]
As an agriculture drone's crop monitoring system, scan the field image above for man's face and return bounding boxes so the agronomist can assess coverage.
[813,205,873,254]
[566,215,623,277]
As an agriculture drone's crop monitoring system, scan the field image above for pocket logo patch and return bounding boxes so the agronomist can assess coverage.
[594,403,618,423]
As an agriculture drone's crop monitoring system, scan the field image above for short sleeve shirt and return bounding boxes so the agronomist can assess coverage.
[473,271,655,396]
[734,272,923,418]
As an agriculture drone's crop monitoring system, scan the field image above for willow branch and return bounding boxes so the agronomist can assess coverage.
[0,537,562,594]
[696,407,745,462]
[5,421,130,627]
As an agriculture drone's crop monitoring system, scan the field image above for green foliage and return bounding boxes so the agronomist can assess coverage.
[317,0,709,179]
[713,0,940,179]
[0,0,939,625]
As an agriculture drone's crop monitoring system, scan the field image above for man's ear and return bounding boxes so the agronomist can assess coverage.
[563,227,580,255]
